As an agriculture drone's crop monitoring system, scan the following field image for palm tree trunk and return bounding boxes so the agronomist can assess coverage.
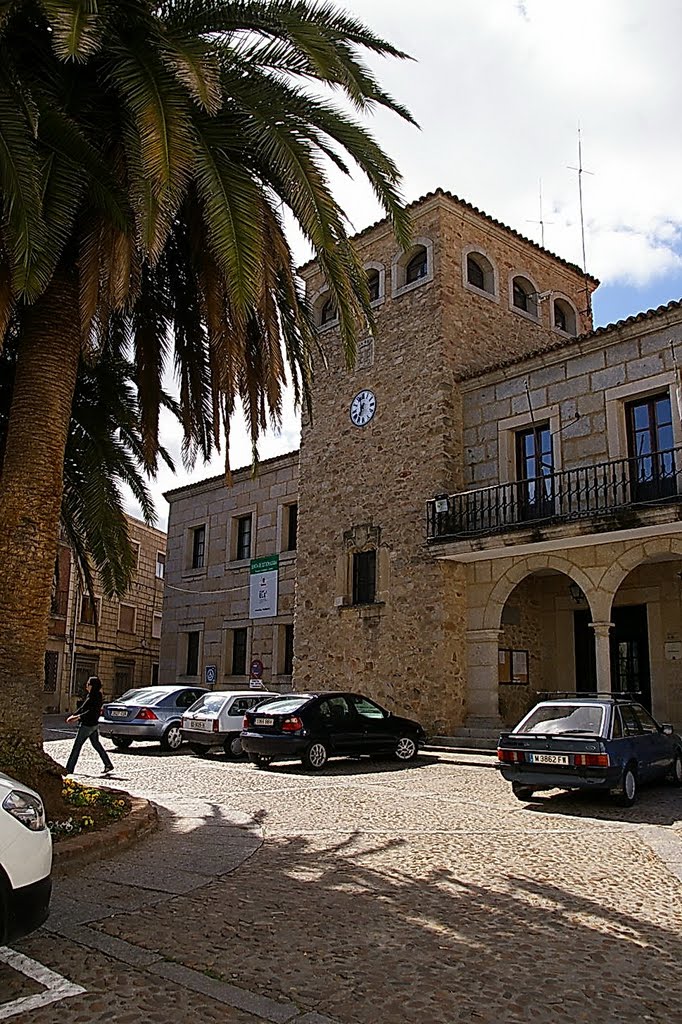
[0,270,81,813]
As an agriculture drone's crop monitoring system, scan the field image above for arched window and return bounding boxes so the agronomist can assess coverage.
[405,247,428,284]
[320,298,337,326]
[367,269,381,302]
[553,298,577,335]
[512,276,537,318]
[466,252,496,295]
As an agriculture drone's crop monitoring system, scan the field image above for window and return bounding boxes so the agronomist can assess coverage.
[44,651,59,693]
[283,623,294,675]
[156,551,166,579]
[118,603,136,634]
[320,298,337,326]
[352,549,376,605]
[405,247,428,284]
[352,695,386,720]
[114,659,135,695]
[80,595,98,626]
[626,393,675,501]
[186,631,200,676]
[515,424,554,518]
[367,269,381,302]
[191,525,206,569]
[467,255,485,290]
[285,504,298,552]
[619,704,642,736]
[553,298,577,335]
[131,541,140,568]
[236,515,252,560]
[152,612,162,639]
[232,628,247,675]
[318,695,352,722]
[633,705,659,734]
[151,662,159,686]
[512,276,538,318]
[73,656,98,695]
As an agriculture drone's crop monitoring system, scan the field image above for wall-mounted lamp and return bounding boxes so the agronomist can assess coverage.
[568,582,586,604]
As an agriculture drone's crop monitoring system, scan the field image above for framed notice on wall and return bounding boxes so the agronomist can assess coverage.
[498,648,529,685]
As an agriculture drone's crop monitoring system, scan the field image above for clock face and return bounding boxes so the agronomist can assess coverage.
[350,389,376,427]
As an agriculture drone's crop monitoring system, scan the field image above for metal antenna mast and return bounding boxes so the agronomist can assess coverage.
[527,179,553,248]
[568,125,593,322]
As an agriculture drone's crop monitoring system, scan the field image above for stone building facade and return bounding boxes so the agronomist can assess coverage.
[46,516,166,711]
[160,454,298,691]
[160,187,682,733]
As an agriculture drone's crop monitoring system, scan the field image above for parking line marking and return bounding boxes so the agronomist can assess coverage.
[0,947,85,1021]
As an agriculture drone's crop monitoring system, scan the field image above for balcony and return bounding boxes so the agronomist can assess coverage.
[427,448,682,541]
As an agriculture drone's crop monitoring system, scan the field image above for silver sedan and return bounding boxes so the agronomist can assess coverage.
[99,685,208,751]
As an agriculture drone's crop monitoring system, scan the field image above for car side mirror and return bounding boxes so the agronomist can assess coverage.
[661,723,674,736]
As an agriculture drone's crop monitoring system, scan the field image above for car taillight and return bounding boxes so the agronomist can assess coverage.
[574,753,610,767]
[282,716,303,733]
[135,708,158,720]
[497,748,525,763]
[243,715,249,729]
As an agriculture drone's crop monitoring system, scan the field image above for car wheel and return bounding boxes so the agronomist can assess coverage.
[666,751,682,787]
[249,753,274,768]
[394,735,418,762]
[161,724,183,751]
[223,734,244,759]
[613,764,638,807]
[511,782,535,801]
[302,741,328,771]
[111,736,133,750]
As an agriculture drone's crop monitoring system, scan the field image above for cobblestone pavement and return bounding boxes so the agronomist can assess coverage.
[9,726,682,1024]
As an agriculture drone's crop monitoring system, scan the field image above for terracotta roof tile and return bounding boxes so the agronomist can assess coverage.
[163,449,300,500]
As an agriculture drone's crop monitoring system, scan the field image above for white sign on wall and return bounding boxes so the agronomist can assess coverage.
[250,555,279,619]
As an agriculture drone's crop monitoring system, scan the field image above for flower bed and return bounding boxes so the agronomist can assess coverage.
[49,780,130,840]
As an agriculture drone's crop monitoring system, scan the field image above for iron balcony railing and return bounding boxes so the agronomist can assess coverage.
[427,448,682,541]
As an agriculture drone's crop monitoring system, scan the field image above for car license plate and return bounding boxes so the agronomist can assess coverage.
[111,710,128,718]
[254,717,274,726]
[530,753,569,765]
[190,719,209,730]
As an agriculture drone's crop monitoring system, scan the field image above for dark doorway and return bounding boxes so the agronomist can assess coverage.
[573,605,651,709]
[611,605,651,709]
[574,610,597,692]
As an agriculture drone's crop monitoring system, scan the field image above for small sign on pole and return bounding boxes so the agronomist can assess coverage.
[204,664,217,686]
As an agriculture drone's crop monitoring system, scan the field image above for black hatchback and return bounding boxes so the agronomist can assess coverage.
[241,691,426,771]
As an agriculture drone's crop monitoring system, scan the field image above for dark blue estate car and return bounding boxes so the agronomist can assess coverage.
[497,696,682,806]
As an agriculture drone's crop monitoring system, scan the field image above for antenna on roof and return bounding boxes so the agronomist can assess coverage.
[526,179,553,249]
[568,124,594,324]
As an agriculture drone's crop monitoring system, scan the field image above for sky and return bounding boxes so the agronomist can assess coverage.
[133,0,682,528]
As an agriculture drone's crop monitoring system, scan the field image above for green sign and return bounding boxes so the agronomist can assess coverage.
[250,555,279,574]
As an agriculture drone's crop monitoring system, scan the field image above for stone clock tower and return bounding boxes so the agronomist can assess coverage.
[294,189,596,732]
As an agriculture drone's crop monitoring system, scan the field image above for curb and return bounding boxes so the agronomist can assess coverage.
[53,793,159,874]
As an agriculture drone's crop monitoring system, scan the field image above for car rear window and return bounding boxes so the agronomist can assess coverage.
[118,688,170,706]
[251,696,308,715]
[515,704,604,736]
[188,693,229,713]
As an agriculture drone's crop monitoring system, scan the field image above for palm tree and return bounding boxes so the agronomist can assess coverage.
[0,0,413,800]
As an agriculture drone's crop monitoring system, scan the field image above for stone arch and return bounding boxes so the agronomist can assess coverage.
[593,536,682,621]
[482,554,597,629]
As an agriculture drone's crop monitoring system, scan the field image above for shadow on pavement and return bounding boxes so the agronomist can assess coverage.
[516,783,682,826]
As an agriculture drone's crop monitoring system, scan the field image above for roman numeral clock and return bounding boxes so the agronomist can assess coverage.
[350,389,376,427]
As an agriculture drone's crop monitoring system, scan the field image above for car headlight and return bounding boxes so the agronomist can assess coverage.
[2,789,47,831]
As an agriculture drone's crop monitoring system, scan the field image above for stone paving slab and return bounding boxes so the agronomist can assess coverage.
[148,961,300,1023]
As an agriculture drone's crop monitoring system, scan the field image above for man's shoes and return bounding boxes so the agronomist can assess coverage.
[101,767,114,776]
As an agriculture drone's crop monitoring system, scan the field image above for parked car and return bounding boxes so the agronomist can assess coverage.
[99,685,208,751]
[241,691,426,771]
[0,772,52,943]
[497,694,682,806]
[181,690,280,758]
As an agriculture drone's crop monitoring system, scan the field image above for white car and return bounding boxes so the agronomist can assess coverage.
[0,772,52,943]
[181,690,279,758]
